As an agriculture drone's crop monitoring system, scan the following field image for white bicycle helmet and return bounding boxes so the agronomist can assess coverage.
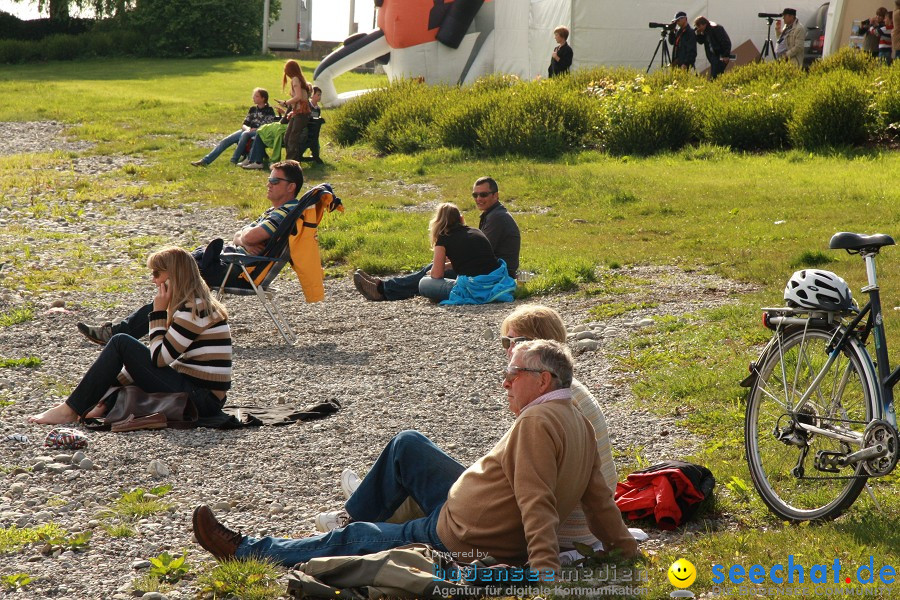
[783,269,855,312]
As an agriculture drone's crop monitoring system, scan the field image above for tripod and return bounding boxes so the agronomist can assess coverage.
[758,16,777,61]
[647,28,672,73]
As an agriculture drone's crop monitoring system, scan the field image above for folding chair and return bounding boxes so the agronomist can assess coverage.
[216,183,343,345]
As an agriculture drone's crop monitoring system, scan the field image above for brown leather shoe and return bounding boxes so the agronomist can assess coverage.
[110,412,167,433]
[192,505,243,560]
[353,270,385,301]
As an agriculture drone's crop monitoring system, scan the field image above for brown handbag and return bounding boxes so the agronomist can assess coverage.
[86,386,198,431]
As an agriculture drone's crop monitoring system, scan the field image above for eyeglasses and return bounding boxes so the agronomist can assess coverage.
[501,335,532,350]
[268,176,291,185]
[151,269,165,278]
[471,191,494,199]
[503,365,558,384]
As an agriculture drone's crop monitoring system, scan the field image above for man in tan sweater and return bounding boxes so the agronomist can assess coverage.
[192,340,638,577]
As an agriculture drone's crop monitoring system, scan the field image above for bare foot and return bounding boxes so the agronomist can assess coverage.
[28,402,79,425]
[84,402,107,419]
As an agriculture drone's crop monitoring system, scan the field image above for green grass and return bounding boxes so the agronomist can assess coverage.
[105,486,174,520]
[197,558,281,600]
[2,58,900,597]
[0,524,66,554]
[0,356,41,368]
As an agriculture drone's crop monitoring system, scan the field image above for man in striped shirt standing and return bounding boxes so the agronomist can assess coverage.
[76,160,304,346]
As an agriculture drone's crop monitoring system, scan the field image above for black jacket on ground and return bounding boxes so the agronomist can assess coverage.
[696,23,731,62]
[668,26,697,68]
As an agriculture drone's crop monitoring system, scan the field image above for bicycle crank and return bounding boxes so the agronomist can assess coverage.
[861,420,899,477]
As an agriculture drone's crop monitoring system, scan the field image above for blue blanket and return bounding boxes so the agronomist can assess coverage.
[440,260,517,305]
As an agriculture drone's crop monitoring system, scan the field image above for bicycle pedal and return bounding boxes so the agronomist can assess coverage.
[814,450,844,473]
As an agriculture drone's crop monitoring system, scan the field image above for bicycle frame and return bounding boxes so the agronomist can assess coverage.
[858,251,899,428]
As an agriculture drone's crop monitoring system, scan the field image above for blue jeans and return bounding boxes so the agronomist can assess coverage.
[236,431,466,566]
[64,333,221,417]
[382,265,457,301]
[418,276,455,302]
[202,130,256,165]
[247,135,268,164]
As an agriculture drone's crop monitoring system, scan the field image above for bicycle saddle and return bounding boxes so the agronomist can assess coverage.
[829,232,895,251]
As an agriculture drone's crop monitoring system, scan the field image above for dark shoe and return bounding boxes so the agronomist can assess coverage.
[110,412,167,433]
[353,271,384,301]
[193,505,243,561]
[77,322,113,346]
[191,159,206,167]
[313,157,324,164]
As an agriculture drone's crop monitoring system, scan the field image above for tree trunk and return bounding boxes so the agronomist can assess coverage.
[48,0,70,22]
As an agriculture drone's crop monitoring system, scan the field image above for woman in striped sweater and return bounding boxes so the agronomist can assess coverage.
[29,247,232,424]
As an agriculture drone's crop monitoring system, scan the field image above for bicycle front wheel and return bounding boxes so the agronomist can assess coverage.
[745,326,874,521]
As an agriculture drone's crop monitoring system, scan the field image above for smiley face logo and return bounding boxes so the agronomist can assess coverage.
[668,558,697,588]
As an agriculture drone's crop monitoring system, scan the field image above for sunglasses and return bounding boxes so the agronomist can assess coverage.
[268,176,291,185]
[503,365,558,384]
[501,335,532,350]
[472,191,494,199]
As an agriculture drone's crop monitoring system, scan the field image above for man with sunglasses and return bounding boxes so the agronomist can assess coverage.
[353,176,520,301]
[192,339,638,577]
[76,161,304,345]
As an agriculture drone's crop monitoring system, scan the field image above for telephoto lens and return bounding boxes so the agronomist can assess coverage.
[758,12,783,18]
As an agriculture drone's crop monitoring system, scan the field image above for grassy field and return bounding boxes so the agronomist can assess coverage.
[1,57,900,599]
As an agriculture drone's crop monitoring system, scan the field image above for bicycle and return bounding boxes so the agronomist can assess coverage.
[742,232,900,522]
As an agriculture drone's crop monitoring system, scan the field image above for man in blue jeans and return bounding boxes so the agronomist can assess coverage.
[352,176,521,301]
[192,341,638,576]
[76,161,304,345]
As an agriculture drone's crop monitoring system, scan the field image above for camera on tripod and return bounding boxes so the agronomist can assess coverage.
[758,12,783,18]
[649,21,676,31]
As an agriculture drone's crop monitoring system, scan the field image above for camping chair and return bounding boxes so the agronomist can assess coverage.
[216,183,343,345]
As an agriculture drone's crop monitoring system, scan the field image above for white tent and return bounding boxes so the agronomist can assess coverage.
[316,0,831,106]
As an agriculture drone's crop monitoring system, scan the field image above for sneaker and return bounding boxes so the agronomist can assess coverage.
[340,468,361,500]
[191,160,206,167]
[353,271,384,301]
[76,322,114,346]
[314,509,351,533]
[242,162,264,170]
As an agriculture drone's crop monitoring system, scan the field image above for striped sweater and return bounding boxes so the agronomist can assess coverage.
[117,300,232,398]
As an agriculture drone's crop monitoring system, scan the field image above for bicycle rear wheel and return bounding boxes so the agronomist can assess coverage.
[745,326,874,521]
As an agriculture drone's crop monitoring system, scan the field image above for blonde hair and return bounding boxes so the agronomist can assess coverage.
[147,247,228,324]
[428,203,463,247]
[501,304,568,343]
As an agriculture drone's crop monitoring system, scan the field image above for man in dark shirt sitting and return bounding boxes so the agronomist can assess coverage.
[353,177,521,301]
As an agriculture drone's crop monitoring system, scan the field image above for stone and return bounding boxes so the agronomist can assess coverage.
[131,559,151,569]
[482,327,494,341]
[268,502,285,515]
[8,483,25,496]
[572,324,590,333]
[49,299,65,308]
[635,318,654,328]
[574,339,600,352]
[148,460,169,478]
[71,451,86,464]
[141,592,169,600]
[53,454,71,464]
[574,330,597,340]
[79,458,94,470]
[212,501,231,513]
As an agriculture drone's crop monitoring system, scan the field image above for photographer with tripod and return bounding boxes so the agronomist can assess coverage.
[694,16,731,79]
[775,8,805,67]
[668,11,697,69]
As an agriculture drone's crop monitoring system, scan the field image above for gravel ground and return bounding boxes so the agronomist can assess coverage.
[0,122,753,599]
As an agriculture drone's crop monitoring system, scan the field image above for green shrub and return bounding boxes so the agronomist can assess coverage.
[436,90,502,150]
[566,66,635,92]
[788,72,875,148]
[331,80,424,146]
[468,73,521,94]
[478,82,598,157]
[703,91,792,151]
[602,92,695,156]
[874,68,900,134]
[810,46,878,75]
[43,34,85,61]
[368,86,451,154]
[716,60,802,89]
[0,38,41,64]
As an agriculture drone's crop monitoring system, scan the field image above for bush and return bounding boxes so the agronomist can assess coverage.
[436,90,502,150]
[130,0,266,57]
[810,47,878,75]
[330,80,421,146]
[703,90,792,151]
[43,34,85,61]
[368,87,451,154]
[468,73,521,94]
[788,72,875,148]
[478,82,598,157]
[602,92,695,156]
[716,60,802,90]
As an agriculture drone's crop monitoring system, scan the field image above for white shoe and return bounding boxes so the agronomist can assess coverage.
[341,468,361,500]
[242,162,264,170]
[314,509,350,533]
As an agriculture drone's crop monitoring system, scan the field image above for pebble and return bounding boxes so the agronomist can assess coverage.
[269,502,285,515]
[8,483,25,497]
[72,451,86,464]
[574,339,600,352]
[54,453,72,463]
[574,330,598,340]
[212,501,231,513]
[131,559,151,569]
[50,299,66,308]
[80,458,94,470]
[572,324,590,333]
[141,593,169,600]
[148,460,169,477]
